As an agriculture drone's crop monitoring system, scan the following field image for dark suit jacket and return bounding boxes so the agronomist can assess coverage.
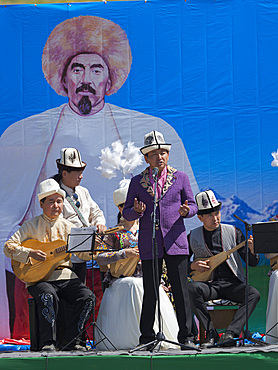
[123,165,198,260]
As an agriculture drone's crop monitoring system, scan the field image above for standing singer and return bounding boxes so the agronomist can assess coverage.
[123,130,198,350]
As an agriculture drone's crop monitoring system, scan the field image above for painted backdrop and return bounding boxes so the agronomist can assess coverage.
[1,0,278,339]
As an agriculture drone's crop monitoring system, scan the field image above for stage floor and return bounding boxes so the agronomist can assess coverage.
[1,343,278,370]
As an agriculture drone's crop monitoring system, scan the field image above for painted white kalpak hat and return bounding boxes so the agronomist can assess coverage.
[140,130,171,155]
[42,16,132,97]
[38,179,65,201]
[195,190,222,215]
[113,179,131,207]
[56,148,86,170]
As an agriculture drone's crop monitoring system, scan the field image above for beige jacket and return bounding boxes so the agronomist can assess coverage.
[4,213,91,284]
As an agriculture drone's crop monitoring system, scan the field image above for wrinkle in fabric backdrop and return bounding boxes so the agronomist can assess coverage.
[1,0,278,338]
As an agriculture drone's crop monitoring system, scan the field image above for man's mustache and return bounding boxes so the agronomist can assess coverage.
[76,84,96,95]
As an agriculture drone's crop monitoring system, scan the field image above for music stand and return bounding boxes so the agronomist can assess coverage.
[63,226,117,351]
[253,221,278,343]
[253,221,278,254]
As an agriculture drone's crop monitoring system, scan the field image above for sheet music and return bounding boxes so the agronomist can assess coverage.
[67,226,96,252]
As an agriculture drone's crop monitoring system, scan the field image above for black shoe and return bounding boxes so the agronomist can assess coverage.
[218,332,237,347]
[201,330,220,349]
[135,343,154,351]
[137,335,156,351]
[180,340,200,351]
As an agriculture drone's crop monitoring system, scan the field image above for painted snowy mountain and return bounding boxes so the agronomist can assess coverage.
[221,195,262,226]
[200,189,262,228]
[261,200,278,222]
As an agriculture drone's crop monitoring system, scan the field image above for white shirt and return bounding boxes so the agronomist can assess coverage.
[60,182,106,263]
[60,183,106,228]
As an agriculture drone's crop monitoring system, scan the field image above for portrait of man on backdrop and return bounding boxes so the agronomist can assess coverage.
[0,14,199,338]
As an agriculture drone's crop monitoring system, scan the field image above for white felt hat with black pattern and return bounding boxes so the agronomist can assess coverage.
[195,190,222,215]
[140,130,171,155]
[56,148,86,169]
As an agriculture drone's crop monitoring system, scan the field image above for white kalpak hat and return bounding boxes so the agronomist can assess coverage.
[38,179,65,201]
[56,148,86,170]
[195,190,222,215]
[113,179,131,207]
[140,130,171,155]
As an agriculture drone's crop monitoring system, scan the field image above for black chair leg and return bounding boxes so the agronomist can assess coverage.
[28,298,39,351]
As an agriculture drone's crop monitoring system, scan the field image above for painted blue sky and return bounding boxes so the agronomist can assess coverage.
[1,0,278,212]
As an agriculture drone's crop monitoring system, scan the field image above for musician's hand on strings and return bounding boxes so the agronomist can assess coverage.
[191,259,211,272]
[133,198,146,214]
[28,249,47,261]
[94,234,103,249]
[248,235,255,254]
[125,247,140,258]
[97,224,107,233]
[179,200,190,217]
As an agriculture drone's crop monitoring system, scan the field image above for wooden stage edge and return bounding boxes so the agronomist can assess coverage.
[1,344,278,370]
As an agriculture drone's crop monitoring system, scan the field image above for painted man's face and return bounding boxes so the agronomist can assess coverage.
[63,53,111,116]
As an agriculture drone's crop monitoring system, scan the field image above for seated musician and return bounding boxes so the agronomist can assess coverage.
[95,180,179,350]
[4,179,94,352]
[188,190,260,348]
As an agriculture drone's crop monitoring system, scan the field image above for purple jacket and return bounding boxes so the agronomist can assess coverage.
[123,165,198,260]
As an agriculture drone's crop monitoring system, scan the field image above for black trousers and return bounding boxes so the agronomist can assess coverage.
[188,279,260,336]
[140,252,194,344]
[28,278,94,349]
[72,262,87,284]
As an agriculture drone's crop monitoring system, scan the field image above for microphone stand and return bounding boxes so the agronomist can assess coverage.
[232,214,266,346]
[130,167,198,352]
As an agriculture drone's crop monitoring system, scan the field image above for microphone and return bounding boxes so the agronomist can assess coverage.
[152,167,159,180]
